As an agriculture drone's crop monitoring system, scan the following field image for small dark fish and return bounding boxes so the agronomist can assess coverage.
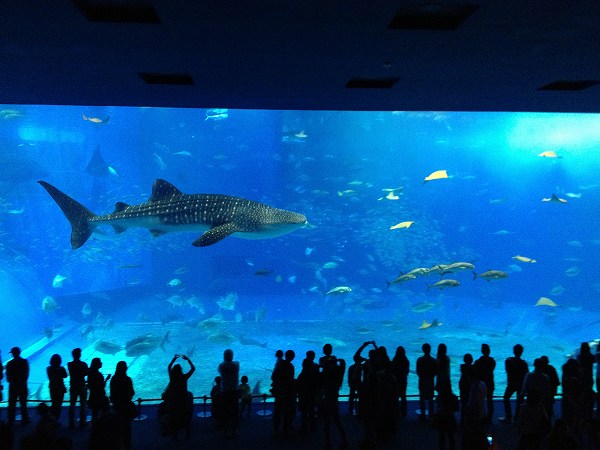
[118,264,143,269]
[43,327,54,339]
[253,269,272,276]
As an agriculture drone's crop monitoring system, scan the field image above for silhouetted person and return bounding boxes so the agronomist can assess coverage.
[500,344,529,424]
[6,346,29,425]
[461,379,488,450]
[521,358,550,417]
[87,358,110,422]
[561,358,583,432]
[272,349,296,434]
[46,353,68,421]
[320,355,348,450]
[351,341,376,418]
[577,342,595,420]
[239,375,252,418]
[597,345,600,417]
[416,343,437,420]
[210,376,222,427]
[347,355,363,417]
[363,345,397,443]
[516,390,550,450]
[473,343,495,422]
[296,350,319,433]
[0,350,4,421]
[459,353,476,424]
[436,343,451,393]
[548,418,579,450]
[166,354,195,440]
[0,421,13,449]
[109,361,135,449]
[21,402,71,450]
[539,355,559,418]
[218,349,239,437]
[88,399,126,450]
[272,350,284,373]
[320,343,335,367]
[67,347,88,429]
[392,345,409,418]
[436,383,459,450]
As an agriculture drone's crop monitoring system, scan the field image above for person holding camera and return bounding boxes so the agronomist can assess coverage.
[166,354,195,440]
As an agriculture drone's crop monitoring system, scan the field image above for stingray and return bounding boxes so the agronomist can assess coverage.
[85,145,118,177]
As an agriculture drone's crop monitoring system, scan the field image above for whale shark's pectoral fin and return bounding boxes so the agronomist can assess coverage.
[193,222,240,247]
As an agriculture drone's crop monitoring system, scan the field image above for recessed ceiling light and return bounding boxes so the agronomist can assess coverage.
[538,80,599,91]
[74,1,161,24]
[388,3,479,30]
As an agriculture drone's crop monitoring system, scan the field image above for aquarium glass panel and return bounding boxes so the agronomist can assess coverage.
[1,105,599,400]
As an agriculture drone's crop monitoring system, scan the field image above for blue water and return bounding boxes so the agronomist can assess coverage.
[1,106,600,399]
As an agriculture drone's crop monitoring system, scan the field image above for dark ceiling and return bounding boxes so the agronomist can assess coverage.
[2,1,599,112]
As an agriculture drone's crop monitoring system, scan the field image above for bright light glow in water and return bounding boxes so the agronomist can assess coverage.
[508,113,600,152]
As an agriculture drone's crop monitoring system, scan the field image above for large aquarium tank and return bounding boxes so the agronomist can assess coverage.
[1,105,599,401]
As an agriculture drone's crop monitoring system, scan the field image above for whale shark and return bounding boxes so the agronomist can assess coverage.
[38,179,308,248]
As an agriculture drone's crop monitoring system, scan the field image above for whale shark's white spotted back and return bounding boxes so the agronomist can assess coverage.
[38,179,308,248]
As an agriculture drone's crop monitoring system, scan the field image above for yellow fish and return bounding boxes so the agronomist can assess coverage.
[82,114,109,124]
[537,151,561,158]
[542,193,567,203]
[512,255,537,263]
[536,297,558,307]
[419,319,442,329]
[390,221,414,230]
[423,170,448,183]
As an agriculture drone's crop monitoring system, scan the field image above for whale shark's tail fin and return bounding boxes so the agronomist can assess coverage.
[38,181,96,249]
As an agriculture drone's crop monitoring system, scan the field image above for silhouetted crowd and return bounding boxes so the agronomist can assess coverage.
[1,340,600,449]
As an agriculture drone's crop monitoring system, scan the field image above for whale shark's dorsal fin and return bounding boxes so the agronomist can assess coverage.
[149,179,184,202]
